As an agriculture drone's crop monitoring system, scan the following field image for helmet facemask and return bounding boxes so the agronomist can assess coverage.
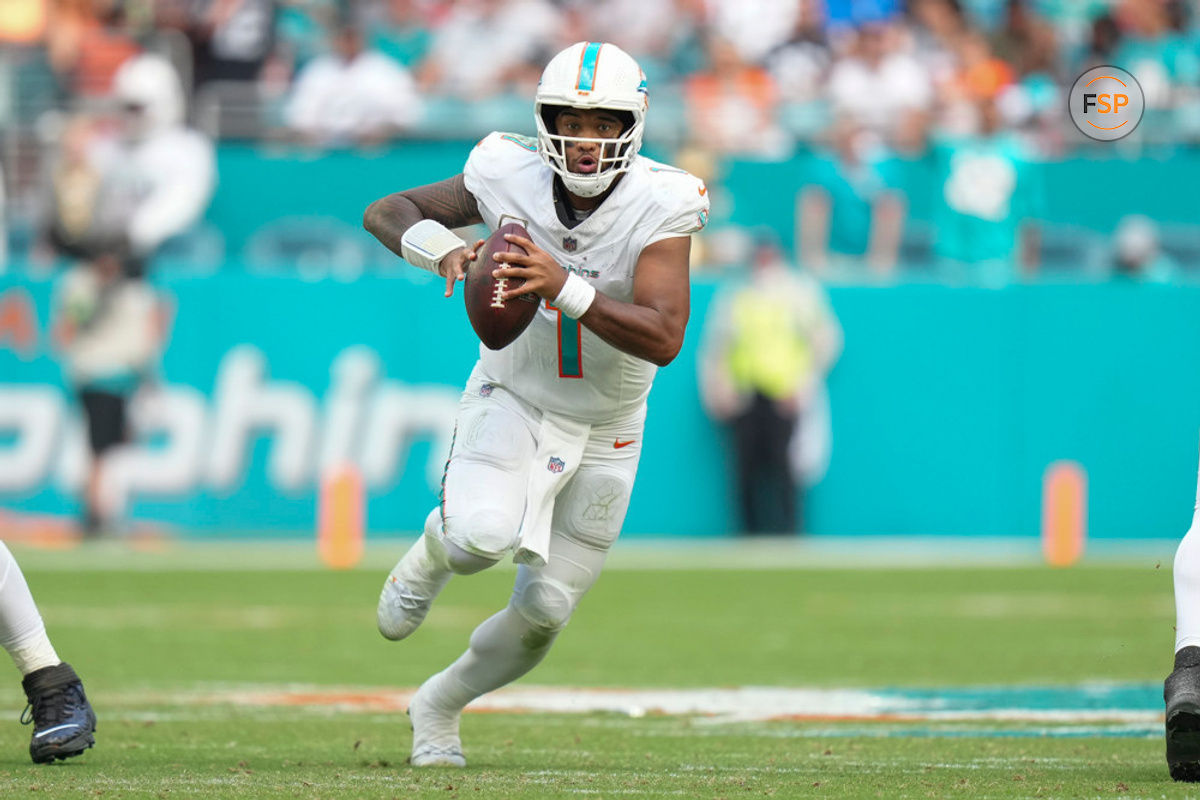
[535,105,643,198]
[535,106,641,197]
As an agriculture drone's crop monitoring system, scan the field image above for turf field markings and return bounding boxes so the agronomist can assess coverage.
[62,682,1165,731]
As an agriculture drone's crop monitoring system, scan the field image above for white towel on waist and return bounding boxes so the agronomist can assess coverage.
[513,412,592,567]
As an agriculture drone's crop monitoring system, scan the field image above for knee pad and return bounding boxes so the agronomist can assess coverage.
[443,508,521,560]
[444,540,499,575]
[555,469,632,550]
[419,509,495,574]
[512,577,575,634]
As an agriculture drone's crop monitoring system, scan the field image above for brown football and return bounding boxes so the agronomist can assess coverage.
[464,222,540,350]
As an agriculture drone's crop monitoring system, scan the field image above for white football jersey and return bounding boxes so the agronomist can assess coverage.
[463,131,709,422]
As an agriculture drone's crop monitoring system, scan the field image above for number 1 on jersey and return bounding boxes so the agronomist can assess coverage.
[549,302,583,378]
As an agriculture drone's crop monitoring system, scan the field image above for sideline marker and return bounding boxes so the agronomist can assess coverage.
[1042,461,1087,568]
[318,463,364,569]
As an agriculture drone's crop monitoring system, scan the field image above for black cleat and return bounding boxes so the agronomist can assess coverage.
[1167,646,1200,781]
[21,662,96,764]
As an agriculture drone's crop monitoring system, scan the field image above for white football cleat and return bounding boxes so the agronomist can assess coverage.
[377,534,452,641]
[408,680,466,768]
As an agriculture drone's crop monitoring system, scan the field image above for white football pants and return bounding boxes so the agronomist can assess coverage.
[422,373,644,712]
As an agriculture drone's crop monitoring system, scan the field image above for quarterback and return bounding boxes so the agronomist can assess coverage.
[363,41,708,767]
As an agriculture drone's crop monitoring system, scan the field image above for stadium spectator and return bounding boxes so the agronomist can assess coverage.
[1073,11,1121,74]
[1112,0,1195,110]
[764,0,831,107]
[930,92,1042,284]
[906,0,968,90]
[990,0,1058,81]
[46,0,142,98]
[684,35,786,157]
[584,0,679,72]
[363,0,438,69]
[702,0,801,65]
[798,117,905,278]
[156,0,277,90]
[699,231,842,535]
[827,22,933,145]
[284,19,423,147]
[41,53,216,277]
[416,0,559,100]
[1110,214,1179,283]
[939,31,1014,136]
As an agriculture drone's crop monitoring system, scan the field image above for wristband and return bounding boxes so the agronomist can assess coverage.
[553,273,597,319]
[400,219,467,273]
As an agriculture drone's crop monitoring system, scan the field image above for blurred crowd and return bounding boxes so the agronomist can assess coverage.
[4,0,1200,149]
[1,0,1199,282]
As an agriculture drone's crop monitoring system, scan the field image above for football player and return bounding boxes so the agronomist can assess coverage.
[1167,452,1200,780]
[363,41,708,767]
[0,544,96,763]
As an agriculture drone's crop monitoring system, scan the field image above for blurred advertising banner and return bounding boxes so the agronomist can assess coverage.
[1,270,1200,539]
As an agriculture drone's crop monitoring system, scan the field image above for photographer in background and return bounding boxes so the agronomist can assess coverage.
[43,53,216,278]
[52,252,165,536]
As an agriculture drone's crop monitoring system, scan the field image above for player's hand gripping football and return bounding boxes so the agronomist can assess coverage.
[490,234,568,302]
[438,238,487,298]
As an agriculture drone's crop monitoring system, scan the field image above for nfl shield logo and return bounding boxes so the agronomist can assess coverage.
[479,383,494,397]
[547,457,565,473]
[562,237,577,252]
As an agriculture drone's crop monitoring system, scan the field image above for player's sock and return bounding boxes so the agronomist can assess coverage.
[0,544,60,676]
[377,509,454,641]
[407,675,466,767]
[424,605,558,713]
[407,607,551,768]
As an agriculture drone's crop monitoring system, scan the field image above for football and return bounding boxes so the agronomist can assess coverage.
[464,222,541,350]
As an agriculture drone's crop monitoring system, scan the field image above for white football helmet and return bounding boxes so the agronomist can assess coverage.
[535,42,648,198]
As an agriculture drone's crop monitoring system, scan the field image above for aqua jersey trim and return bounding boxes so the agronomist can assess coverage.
[576,43,603,93]
[500,134,537,152]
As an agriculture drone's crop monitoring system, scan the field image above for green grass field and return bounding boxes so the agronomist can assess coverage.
[0,540,1189,799]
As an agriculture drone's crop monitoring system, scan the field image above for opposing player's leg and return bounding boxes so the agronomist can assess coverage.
[0,543,96,763]
[1168,452,1200,781]
[408,437,638,767]
[378,384,536,640]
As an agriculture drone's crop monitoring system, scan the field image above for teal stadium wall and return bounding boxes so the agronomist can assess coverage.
[1,143,1198,539]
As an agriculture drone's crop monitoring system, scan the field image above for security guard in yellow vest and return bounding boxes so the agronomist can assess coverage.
[699,232,842,534]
